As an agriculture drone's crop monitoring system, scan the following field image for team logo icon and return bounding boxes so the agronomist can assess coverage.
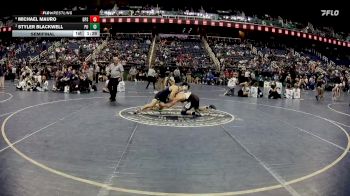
[119,107,234,127]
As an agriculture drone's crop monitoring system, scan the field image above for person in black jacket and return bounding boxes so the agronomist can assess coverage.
[0,65,5,89]
[315,75,325,101]
[158,66,166,90]
[268,82,281,99]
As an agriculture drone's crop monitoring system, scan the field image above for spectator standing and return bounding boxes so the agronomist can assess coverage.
[244,69,251,82]
[174,68,181,83]
[250,71,256,84]
[225,75,238,96]
[129,67,137,82]
[186,69,192,83]
[107,57,124,102]
[315,75,325,101]
[11,64,16,82]
[95,63,100,83]
[158,66,166,90]
[88,65,94,84]
[146,67,156,89]
[0,65,4,89]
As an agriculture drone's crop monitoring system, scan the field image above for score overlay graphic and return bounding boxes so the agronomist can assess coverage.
[12,15,100,37]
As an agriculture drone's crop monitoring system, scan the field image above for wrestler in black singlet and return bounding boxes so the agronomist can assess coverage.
[181,92,200,115]
[155,87,171,103]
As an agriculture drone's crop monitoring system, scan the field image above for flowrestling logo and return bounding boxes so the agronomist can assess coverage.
[321,10,339,16]
[119,107,234,127]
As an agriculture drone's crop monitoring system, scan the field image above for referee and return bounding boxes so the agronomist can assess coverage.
[107,57,124,102]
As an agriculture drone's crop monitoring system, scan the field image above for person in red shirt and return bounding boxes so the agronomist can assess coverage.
[82,62,89,71]
[229,70,235,78]
[224,69,230,78]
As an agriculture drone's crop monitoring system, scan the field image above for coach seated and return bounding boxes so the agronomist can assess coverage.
[62,67,73,86]
[53,71,65,92]
[35,75,49,92]
[54,67,74,92]
[268,82,281,99]
[68,69,80,92]
[16,75,35,91]
[53,68,70,92]
[78,73,91,93]
[251,82,263,98]
[308,76,316,90]
[205,71,216,85]
[237,82,250,97]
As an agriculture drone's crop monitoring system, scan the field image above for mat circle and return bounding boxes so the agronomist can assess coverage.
[0,92,13,103]
[119,107,235,127]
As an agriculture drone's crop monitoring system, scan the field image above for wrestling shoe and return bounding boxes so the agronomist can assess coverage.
[208,105,216,110]
[192,111,202,117]
[133,108,141,114]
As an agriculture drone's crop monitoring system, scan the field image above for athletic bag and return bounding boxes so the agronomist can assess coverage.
[117,81,125,92]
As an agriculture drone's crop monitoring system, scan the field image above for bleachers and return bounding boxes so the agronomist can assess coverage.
[208,38,254,68]
[155,36,214,68]
[16,41,52,59]
[205,36,345,76]
[95,34,152,69]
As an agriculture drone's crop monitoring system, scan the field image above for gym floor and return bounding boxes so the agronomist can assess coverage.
[0,81,349,196]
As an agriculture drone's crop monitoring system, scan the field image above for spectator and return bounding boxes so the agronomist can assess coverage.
[158,65,166,90]
[95,64,100,83]
[244,69,251,82]
[129,66,137,82]
[0,64,4,89]
[268,82,281,99]
[332,84,341,101]
[174,67,181,83]
[11,65,17,82]
[225,75,238,96]
[36,75,49,92]
[238,82,250,97]
[146,67,156,89]
[316,75,325,101]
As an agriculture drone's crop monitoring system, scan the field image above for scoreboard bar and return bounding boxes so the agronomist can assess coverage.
[12,30,100,37]
[14,23,100,30]
[14,15,100,23]
[12,15,100,37]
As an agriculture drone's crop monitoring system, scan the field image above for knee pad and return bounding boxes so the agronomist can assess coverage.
[181,110,187,115]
